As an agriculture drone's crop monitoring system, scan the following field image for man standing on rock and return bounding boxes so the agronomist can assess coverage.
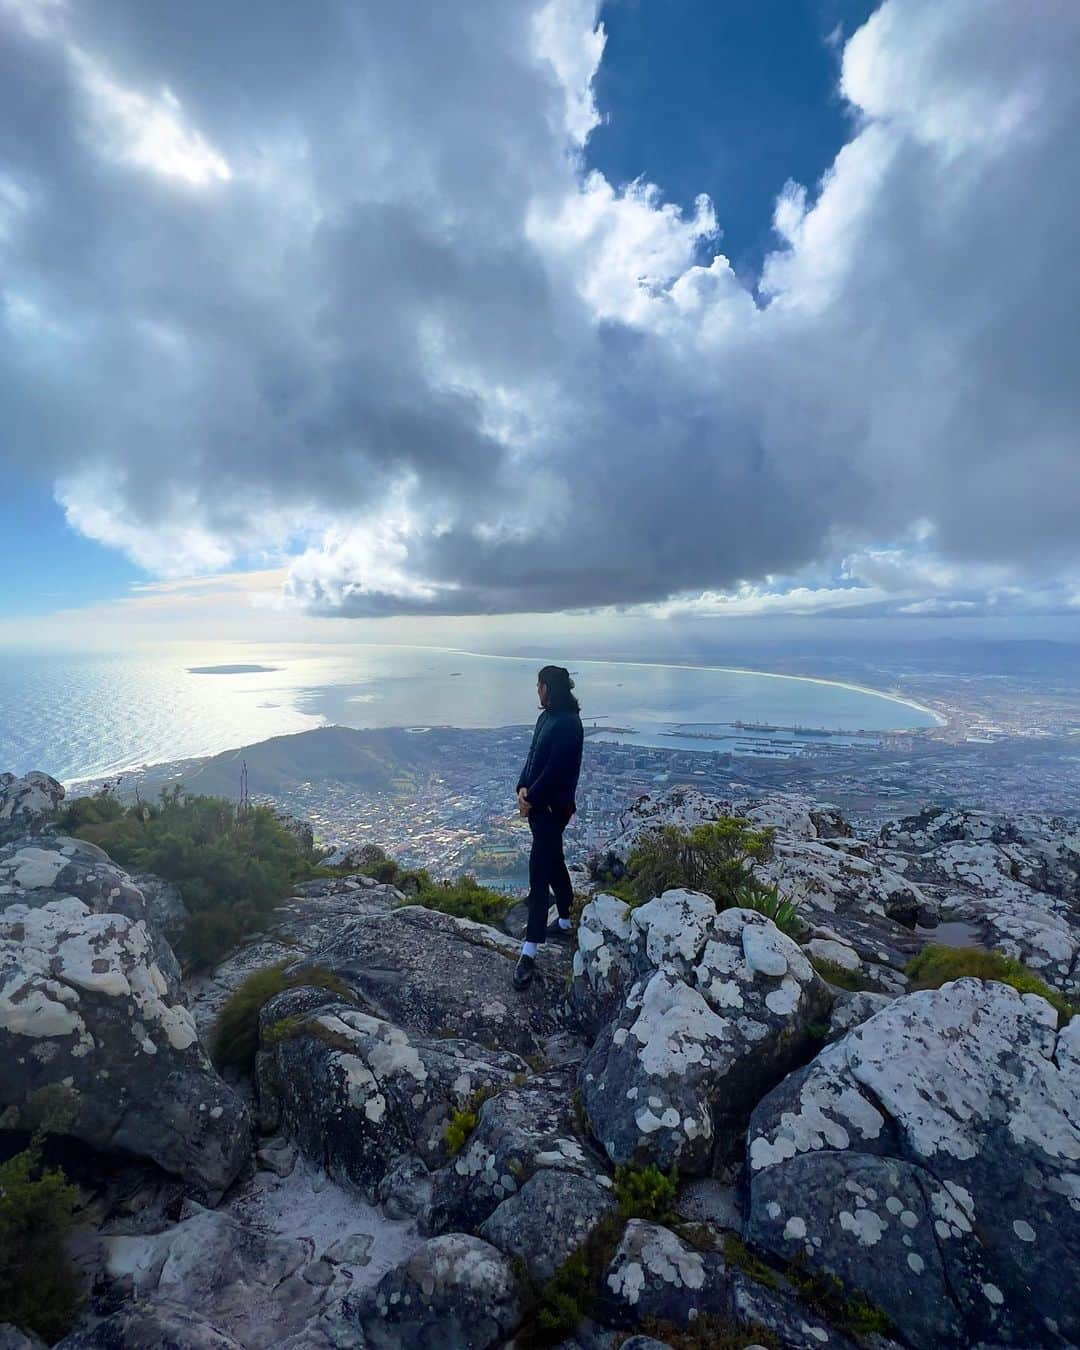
[513,665,584,991]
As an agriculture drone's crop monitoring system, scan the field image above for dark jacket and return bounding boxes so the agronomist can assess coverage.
[517,707,583,812]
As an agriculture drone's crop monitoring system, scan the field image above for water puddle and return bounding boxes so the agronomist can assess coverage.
[914,920,984,949]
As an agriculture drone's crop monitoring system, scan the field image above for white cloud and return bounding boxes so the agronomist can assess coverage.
[72,52,231,187]
[2,0,1078,620]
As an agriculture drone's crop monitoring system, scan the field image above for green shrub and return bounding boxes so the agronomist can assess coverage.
[620,818,775,911]
[0,1140,82,1341]
[613,1162,678,1223]
[906,945,1075,1026]
[210,962,357,1072]
[403,874,512,926]
[732,880,802,936]
[63,785,320,971]
[55,786,126,832]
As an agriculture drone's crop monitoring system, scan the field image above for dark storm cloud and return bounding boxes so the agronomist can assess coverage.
[1,0,1078,612]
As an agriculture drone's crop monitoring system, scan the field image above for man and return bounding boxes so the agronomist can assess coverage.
[513,664,584,991]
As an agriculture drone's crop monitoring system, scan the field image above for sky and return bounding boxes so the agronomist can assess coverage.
[1,0,1078,648]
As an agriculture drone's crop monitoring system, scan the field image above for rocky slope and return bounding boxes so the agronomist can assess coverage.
[0,770,1077,1349]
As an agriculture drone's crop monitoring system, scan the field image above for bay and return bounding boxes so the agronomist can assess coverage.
[0,642,940,784]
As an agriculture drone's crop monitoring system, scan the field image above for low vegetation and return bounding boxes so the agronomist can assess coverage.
[401,873,513,926]
[731,880,802,936]
[613,1162,678,1223]
[0,1138,82,1341]
[211,961,358,1072]
[519,1212,625,1347]
[785,1258,893,1339]
[58,785,323,970]
[807,955,879,993]
[906,944,1075,1025]
[591,817,807,935]
[443,1085,498,1156]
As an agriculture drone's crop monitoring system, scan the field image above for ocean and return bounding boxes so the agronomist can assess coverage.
[0,643,940,785]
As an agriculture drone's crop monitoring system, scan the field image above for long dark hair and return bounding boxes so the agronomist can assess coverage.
[539,664,580,714]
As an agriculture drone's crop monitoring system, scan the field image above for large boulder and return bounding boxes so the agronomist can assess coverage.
[570,892,636,1037]
[579,899,831,1172]
[310,904,568,1057]
[746,979,1080,1348]
[255,986,528,1199]
[0,771,64,836]
[0,835,184,983]
[0,895,249,1198]
[0,836,149,924]
[598,1219,729,1329]
[478,1168,617,1285]
[427,1068,608,1235]
[346,1233,523,1349]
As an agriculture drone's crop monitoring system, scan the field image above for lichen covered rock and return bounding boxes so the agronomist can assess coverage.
[256,987,528,1198]
[427,1068,607,1235]
[0,895,248,1197]
[747,979,1080,1347]
[580,900,831,1172]
[598,1219,728,1329]
[0,771,64,834]
[347,1232,523,1349]
[478,1167,616,1284]
[309,905,568,1057]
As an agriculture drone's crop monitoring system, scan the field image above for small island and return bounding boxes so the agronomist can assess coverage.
[186,665,279,675]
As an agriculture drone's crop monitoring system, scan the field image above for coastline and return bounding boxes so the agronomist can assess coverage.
[52,647,946,789]
[386,644,950,731]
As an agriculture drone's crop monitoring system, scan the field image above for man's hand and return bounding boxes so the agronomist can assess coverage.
[517,787,531,816]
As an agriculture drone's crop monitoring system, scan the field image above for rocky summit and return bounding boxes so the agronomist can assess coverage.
[0,768,1077,1348]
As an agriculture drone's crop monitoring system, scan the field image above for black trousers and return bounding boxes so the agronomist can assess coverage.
[526,806,574,943]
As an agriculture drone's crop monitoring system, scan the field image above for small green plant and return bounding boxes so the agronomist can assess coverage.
[444,1085,498,1155]
[0,1139,82,1341]
[613,1162,678,1222]
[906,945,1075,1025]
[211,962,357,1072]
[786,1258,892,1339]
[722,1233,780,1289]
[808,955,878,993]
[520,1213,625,1347]
[732,880,802,936]
[400,874,512,926]
[621,817,775,909]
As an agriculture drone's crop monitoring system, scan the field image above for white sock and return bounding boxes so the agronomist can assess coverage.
[522,941,538,958]
[558,917,572,930]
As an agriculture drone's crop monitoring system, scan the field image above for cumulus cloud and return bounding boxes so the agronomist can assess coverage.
[1,0,1078,616]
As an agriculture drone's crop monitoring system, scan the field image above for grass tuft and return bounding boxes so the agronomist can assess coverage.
[905,944,1074,1025]
[211,962,357,1072]
[613,1162,679,1223]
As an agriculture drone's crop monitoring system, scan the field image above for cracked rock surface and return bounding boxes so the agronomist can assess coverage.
[747,979,1080,1348]
[579,897,831,1171]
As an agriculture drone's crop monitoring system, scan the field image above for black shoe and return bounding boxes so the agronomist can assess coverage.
[512,954,536,991]
[546,918,574,942]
